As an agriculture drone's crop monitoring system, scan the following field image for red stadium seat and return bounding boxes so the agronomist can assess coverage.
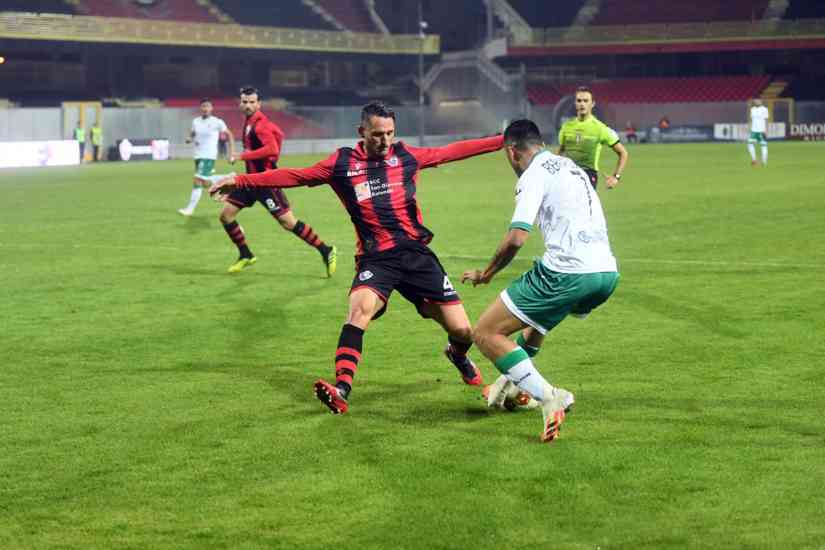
[75,0,218,23]
[527,76,772,105]
[164,98,331,139]
[315,0,378,33]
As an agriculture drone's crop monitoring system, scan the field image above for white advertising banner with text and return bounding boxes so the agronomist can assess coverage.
[0,140,80,168]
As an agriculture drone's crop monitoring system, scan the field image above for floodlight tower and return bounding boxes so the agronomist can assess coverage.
[418,0,428,146]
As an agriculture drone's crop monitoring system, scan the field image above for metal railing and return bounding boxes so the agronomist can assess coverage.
[518,18,825,47]
[0,11,440,54]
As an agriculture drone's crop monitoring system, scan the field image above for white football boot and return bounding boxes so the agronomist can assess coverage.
[482,375,513,409]
[540,384,575,443]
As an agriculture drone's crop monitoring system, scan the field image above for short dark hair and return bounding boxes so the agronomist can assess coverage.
[361,100,396,124]
[200,97,211,105]
[503,119,543,150]
[239,86,260,99]
[575,86,594,99]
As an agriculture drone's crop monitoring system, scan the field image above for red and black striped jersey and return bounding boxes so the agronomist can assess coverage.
[234,135,504,256]
[239,110,284,174]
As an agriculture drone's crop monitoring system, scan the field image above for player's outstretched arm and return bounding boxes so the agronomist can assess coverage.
[464,167,542,285]
[207,174,239,196]
[462,228,529,286]
[210,153,338,198]
[408,134,504,170]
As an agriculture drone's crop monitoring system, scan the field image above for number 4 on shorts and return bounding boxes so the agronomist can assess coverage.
[443,276,454,291]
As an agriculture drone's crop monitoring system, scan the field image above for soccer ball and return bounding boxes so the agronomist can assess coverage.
[482,375,540,411]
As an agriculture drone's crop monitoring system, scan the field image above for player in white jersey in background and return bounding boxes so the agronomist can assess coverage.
[748,98,770,166]
[462,119,620,443]
[179,98,235,216]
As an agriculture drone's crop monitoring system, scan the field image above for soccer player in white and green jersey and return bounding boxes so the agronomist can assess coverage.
[748,98,769,166]
[558,86,628,190]
[178,98,235,216]
[462,119,620,443]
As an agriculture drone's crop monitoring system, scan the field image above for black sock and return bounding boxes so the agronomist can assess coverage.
[335,323,364,399]
[223,221,253,258]
[291,220,329,253]
[448,336,472,359]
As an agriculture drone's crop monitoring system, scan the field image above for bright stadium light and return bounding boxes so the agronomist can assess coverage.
[0,56,6,64]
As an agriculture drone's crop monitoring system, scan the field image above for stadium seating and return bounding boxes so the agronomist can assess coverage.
[314,0,378,33]
[781,77,825,101]
[590,0,769,26]
[374,0,487,50]
[164,97,331,139]
[2,0,75,14]
[210,0,334,29]
[74,0,218,23]
[507,0,586,28]
[527,76,773,105]
[784,0,825,20]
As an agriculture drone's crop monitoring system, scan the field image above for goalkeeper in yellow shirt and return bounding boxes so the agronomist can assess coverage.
[558,86,629,190]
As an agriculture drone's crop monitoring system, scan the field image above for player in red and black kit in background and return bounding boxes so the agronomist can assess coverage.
[209,101,505,414]
[219,86,337,275]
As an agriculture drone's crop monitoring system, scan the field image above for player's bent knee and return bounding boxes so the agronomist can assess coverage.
[347,306,375,328]
[347,291,382,328]
[449,324,473,343]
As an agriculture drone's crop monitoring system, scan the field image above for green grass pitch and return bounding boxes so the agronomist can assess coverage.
[2,142,824,549]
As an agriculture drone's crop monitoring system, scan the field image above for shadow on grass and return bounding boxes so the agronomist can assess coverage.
[618,287,746,338]
[180,215,212,233]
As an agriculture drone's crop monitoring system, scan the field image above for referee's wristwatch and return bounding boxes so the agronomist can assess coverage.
[612,174,622,180]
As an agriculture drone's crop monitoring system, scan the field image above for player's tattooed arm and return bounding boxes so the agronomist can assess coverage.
[462,228,529,286]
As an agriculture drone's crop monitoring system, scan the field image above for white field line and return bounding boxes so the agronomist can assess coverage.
[1,242,822,270]
[441,254,825,270]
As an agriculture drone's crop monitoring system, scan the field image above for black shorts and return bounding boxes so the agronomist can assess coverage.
[584,168,598,190]
[351,243,461,320]
[225,187,291,216]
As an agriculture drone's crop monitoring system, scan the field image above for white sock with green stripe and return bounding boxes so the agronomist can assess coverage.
[761,144,768,164]
[747,142,756,161]
[186,186,203,210]
[494,347,551,402]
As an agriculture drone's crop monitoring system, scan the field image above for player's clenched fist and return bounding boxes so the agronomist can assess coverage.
[461,269,489,286]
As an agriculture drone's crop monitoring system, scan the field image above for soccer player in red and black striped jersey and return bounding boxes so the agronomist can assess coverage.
[217,86,337,275]
[209,101,504,414]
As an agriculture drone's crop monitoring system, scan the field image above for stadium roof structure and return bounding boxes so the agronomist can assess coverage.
[0,12,439,55]
[508,18,825,56]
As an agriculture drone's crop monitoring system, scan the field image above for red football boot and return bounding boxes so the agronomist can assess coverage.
[314,379,349,414]
[444,346,483,386]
